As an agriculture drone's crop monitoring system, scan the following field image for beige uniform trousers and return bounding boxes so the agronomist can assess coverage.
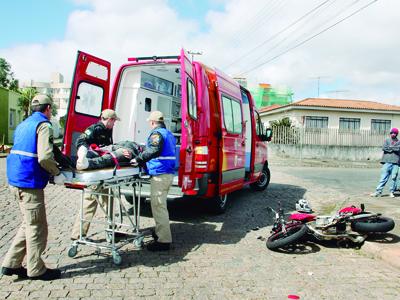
[150,174,174,243]
[71,188,108,240]
[2,186,47,277]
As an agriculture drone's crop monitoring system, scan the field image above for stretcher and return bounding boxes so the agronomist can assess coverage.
[62,166,150,265]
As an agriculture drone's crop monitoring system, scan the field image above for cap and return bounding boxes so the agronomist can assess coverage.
[146,111,164,122]
[390,128,399,134]
[31,94,52,106]
[101,109,120,121]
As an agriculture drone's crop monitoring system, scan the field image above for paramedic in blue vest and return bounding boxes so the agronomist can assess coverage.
[1,94,62,281]
[71,109,120,240]
[130,111,176,251]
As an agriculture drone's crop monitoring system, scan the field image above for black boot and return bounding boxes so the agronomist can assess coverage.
[29,268,61,281]
[1,267,28,279]
[146,241,170,251]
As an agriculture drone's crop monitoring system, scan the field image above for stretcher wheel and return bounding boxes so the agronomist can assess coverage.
[133,236,144,248]
[106,232,112,243]
[68,245,78,257]
[112,251,122,265]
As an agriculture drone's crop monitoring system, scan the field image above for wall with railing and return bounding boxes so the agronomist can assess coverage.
[269,127,385,161]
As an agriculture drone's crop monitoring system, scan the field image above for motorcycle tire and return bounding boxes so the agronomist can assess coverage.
[266,223,308,250]
[351,216,395,233]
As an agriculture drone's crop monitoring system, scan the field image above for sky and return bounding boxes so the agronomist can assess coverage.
[1,0,399,104]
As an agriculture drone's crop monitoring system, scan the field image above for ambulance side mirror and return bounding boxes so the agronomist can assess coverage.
[260,128,272,142]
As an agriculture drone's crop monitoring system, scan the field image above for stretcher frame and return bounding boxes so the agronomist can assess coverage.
[65,168,150,265]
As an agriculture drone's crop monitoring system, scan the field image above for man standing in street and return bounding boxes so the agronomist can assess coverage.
[70,109,120,240]
[371,127,400,197]
[1,94,62,280]
[131,111,176,251]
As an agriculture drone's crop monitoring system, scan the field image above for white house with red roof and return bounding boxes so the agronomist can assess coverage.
[259,98,400,133]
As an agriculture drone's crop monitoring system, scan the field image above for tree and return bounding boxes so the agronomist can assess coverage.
[18,87,37,120]
[0,58,19,92]
[46,93,58,117]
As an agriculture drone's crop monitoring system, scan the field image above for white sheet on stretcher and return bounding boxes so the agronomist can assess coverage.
[61,167,140,185]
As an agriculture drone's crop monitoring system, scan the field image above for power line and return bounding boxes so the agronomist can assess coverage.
[237,0,378,76]
[240,0,360,75]
[223,0,333,70]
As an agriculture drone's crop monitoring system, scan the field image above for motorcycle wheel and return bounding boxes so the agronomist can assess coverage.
[266,223,308,250]
[351,216,395,233]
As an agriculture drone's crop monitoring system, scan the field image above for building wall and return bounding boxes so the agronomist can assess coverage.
[0,87,8,144]
[262,108,400,130]
[0,87,23,144]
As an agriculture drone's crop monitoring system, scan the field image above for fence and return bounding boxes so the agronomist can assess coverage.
[271,127,386,147]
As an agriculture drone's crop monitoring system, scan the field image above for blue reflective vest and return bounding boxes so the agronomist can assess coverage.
[7,112,51,189]
[146,127,176,176]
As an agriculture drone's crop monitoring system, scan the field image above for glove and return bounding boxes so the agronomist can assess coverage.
[54,173,66,185]
[130,158,139,167]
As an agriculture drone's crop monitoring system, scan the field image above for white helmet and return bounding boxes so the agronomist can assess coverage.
[296,199,312,213]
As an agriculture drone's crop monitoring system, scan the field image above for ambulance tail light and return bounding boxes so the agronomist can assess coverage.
[194,145,208,172]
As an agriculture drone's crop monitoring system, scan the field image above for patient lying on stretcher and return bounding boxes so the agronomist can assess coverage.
[75,141,142,171]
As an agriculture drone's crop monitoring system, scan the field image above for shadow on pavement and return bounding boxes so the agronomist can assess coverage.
[366,232,400,244]
[62,182,307,277]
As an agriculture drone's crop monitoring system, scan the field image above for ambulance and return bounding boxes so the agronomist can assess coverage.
[63,49,272,213]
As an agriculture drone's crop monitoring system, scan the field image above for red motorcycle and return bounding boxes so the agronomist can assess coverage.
[266,203,395,250]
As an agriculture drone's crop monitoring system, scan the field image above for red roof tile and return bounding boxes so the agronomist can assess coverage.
[261,98,400,112]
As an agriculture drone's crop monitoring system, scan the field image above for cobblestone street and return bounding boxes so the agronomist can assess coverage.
[0,158,399,299]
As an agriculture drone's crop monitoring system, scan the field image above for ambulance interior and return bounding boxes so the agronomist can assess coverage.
[113,64,182,172]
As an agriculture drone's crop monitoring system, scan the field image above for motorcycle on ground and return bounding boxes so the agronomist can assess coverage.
[266,203,395,251]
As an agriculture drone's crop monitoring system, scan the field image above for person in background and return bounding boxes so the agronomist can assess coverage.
[2,94,62,280]
[70,109,120,240]
[131,111,176,251]
[371,127,400,197]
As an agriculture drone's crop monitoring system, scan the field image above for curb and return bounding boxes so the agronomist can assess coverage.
[361,241,400,269]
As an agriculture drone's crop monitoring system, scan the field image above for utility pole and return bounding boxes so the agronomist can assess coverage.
[187,50,203,61]
[309,76,329,97]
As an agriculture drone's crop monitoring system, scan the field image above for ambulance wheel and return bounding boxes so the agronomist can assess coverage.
[133,236,144,248]
[68,245,78,258]
[112,251,122,265]
[250,167,270,191]
[210,194,228,214]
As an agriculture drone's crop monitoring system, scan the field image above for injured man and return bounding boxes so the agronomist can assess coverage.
[76,141,142,171]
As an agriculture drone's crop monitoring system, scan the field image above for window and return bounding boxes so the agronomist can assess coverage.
[371,119,391,134]
[187,79,197,119]
[75,82,103,117]
[255,111,263,136]
[222,95,242,134]
[305,116,328,128]
[141,72,173,95]
[9,109,16,129]
[339,117,360,131]
[86,61,108,81]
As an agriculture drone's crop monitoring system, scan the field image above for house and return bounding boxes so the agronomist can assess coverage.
[0,87,23,144]
[259,98,400,133]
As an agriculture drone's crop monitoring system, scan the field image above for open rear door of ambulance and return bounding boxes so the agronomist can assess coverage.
[215,69,246,196]
[62,51,111,158]
[178,49,197,194]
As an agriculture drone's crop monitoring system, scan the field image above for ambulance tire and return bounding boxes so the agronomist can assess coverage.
[210,194,228,214]
[250,166,270,191]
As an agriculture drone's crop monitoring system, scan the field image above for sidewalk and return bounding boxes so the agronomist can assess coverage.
[270,153,400,269]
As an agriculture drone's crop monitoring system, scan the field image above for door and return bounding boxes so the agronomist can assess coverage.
[62,51,111,157]
[215,70,246,194]
[178,49,197,191]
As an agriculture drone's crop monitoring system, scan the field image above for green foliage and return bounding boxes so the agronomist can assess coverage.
[0,58,19,91]
[18,87,37,120]
[46,93,58,117]
[270,117,293,128]
[59,115,66,130]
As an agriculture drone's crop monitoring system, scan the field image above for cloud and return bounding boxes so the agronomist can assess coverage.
[1,0,400,104]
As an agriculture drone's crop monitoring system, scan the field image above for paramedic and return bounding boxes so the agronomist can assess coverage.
[2,94,62,280]
[70,109,120,240]
[131,111,176,251]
